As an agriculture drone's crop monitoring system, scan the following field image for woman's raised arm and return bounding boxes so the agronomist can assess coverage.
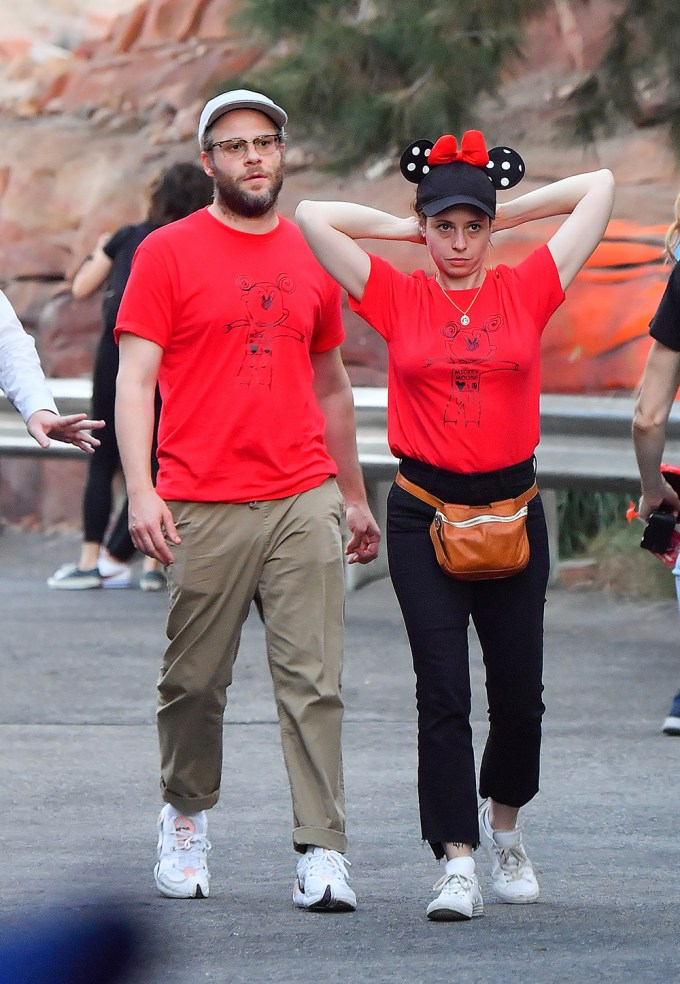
[494,169,615,291]
[296,201,422,302]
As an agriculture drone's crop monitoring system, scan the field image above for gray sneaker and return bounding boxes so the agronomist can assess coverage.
[139,569,167,592]
[47,564,101,590]
[478,800,539,903]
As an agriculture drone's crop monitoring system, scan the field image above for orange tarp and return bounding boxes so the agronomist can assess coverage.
[496,220,671,392]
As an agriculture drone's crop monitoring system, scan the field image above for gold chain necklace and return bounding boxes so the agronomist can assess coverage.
[435,274,485,326]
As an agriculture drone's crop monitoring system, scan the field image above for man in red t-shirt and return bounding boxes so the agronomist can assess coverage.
[115,89,380,909]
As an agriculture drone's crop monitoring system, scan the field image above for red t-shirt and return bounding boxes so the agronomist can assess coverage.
[116,209,344,502]
[348,245,564,473]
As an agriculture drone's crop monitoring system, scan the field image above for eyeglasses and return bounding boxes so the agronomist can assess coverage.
[208,134,283,159]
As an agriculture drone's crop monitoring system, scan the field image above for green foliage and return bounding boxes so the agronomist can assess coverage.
[586,513,677,599]
[226,0,551,169]
[564,0,680,158]
[556,490,678,599]
[557,489,636,558]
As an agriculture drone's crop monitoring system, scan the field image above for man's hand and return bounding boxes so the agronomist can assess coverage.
[26,411,105,453]
[638,478,680,522]
[344,502,381,565]
[127,488,181,565]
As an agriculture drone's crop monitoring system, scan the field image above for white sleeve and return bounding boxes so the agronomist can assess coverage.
[0,290,59,421]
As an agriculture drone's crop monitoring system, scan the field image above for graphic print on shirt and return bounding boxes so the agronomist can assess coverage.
[224,274,305,387]
[424,315,518,425]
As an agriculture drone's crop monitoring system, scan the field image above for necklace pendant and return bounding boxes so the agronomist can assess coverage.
[460,314,470,326]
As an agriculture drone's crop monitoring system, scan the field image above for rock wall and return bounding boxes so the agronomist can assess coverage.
[0,0,677,526]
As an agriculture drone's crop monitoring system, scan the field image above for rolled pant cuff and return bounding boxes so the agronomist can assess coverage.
[293,826,347,855]
[162,787,219,815]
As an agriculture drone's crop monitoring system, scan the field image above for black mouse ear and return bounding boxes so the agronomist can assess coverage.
[400,139,434,183]
[486,146,525,190]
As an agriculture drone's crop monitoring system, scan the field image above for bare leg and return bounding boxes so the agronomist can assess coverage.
[488,800,520,831]
[443,841,474,860]
[78,541,101,570]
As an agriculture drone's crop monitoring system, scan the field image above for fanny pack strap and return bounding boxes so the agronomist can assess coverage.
[395,471,538,510]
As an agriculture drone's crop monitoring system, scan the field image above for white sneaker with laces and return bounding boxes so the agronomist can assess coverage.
[426,856,484,921]
[478,800,539,903]
[293,846,357,912]
[154,803,211,899]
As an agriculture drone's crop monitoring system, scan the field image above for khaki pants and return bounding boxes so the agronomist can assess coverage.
[158,478,348,853]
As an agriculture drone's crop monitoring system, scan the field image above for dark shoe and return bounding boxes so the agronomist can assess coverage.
[47,564,101,590]
[140,570,167,592]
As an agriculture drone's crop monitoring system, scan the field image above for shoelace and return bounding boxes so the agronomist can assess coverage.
[304,850,351,880]
[496,845,531,882]
[171,833,211,868]
[432,872,474,896]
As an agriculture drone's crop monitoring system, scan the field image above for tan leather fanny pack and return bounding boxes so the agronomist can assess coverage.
[395,471,538,581]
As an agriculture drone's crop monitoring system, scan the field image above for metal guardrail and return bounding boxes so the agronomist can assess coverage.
[3,381,676,492]
[2,381,662,588]
[352,388,664,492]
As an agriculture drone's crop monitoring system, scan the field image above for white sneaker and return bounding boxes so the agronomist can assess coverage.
[293,847,357,912]
[478,800,540,903]
[154,804,211,899]
[426,856,484,921]
[662,714,680,735]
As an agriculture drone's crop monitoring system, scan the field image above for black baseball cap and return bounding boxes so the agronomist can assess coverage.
[416,160,496,219]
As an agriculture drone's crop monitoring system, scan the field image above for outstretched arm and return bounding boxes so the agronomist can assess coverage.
[0,289,104,449]
[311,346,380,564]
[296,201,422,302]
[632,339,680,519]
[494,169,615,290]
[26,411,104,452]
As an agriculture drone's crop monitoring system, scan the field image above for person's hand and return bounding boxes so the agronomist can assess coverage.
[26,411,105,453]
[344,502,381,564]
[403,216,426,244]
[638,478,680,521]
[127,487,180,565]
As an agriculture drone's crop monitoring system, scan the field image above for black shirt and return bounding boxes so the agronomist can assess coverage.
[650,262,680,352]
[101,221,156,333]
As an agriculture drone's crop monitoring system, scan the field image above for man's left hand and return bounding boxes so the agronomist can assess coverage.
[344,502,381,564]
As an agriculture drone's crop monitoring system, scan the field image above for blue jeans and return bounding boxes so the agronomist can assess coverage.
[387,457,550,857]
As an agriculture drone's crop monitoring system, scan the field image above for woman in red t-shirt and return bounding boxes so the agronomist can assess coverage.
[297,131,614,921]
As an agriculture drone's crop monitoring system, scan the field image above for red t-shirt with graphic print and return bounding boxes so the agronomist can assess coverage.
[116,208,344,502]
[348,244,565,473]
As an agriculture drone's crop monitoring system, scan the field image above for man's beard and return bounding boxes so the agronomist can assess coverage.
[212,163,284,218]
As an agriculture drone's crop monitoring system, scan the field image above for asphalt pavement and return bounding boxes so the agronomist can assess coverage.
[1,526,679,984]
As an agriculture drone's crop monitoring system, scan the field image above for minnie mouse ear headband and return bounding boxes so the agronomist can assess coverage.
[400,130,524,219]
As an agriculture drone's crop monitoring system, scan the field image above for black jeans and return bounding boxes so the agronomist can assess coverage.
[387,456,550,858]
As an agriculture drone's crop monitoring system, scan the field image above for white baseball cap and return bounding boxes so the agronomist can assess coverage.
[198,89,288,147]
